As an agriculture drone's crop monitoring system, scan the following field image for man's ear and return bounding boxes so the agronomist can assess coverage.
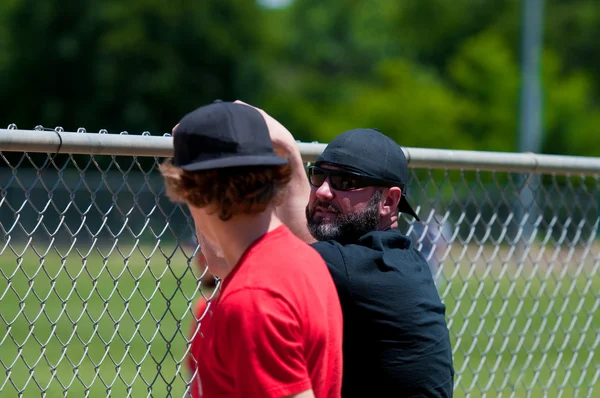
[380,187,402,217]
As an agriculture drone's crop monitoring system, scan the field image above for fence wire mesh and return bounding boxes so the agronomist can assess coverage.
[0,129,599,397]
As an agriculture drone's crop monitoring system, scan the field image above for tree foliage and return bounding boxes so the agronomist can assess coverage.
[0,0,265,133]
[1,0,599,156]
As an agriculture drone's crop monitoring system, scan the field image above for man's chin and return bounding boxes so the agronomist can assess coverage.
[308,221,340,241]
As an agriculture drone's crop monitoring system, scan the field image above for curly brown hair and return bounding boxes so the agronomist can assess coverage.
[160,160,292,221]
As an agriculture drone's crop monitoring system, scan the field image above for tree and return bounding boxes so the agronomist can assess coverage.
[0,0,267,134]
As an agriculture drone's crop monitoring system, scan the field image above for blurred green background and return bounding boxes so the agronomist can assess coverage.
[1,0,600,156]
[1,1,600,397]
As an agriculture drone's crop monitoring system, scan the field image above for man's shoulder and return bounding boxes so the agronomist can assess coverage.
[310,240,347,267]
[310,229,429,276]
[310,237,389,280]
[310,239,343,253]
[311,229,414,256]
[362,228,413,246]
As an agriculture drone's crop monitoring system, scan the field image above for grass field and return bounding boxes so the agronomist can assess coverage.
[0,240,598,397]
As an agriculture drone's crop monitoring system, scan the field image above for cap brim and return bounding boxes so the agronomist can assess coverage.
[399,195,420,221]
[179,154,288,171]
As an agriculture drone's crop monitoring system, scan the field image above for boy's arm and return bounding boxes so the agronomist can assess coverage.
[234,100,315,244]
[274,145,315,244]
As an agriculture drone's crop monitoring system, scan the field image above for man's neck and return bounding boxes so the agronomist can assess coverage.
[379,216,398,231]
[211,209,283,278]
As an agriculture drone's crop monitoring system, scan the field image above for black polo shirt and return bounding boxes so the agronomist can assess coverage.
[311,228,454,397]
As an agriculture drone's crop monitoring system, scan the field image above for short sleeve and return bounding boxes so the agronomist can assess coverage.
[221,289,311,398]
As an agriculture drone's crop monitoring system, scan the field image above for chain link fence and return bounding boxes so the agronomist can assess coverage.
[0,127,599,397]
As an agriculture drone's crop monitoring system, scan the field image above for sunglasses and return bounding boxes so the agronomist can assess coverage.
[307,166,403,191]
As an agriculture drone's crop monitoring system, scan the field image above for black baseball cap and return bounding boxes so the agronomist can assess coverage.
[315,128,420,221]
[173,102,288,171]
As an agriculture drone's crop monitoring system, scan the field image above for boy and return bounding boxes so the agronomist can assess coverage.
[160,101,343,398]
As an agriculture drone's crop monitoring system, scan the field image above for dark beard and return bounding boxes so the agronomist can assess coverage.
[306,190,382,245]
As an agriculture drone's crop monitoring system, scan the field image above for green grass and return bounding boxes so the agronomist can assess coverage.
[0,241,208,397]
[0,241,598,397]
[439,243,600,397]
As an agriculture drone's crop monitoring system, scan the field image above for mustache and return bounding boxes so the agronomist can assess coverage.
[311,200,340,214]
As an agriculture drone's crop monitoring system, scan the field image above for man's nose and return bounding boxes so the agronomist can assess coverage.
[315,178,335,200]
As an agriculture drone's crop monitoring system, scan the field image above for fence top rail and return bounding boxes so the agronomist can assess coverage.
[2,128,600,176]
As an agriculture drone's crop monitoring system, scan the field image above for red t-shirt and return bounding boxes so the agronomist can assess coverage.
[187,225,343,398]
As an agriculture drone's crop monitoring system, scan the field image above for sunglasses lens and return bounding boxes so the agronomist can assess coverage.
[309,168,327,187]
[330,175,362,191]
[310,167,372,191]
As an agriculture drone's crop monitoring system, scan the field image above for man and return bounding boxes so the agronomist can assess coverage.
[161,101,343,398]
[243,106,454,397]
[189,101,455,396]
[303,129,455,397]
